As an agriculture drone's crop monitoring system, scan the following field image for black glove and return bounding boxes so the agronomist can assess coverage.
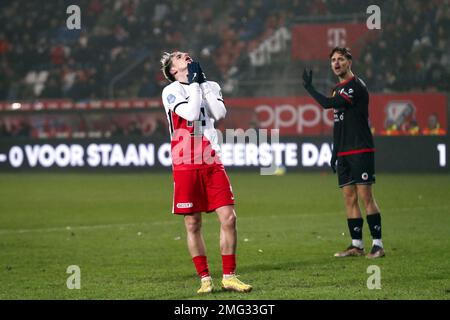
[187,61,206,84]
[197,63,207,84]
[302,68,313,88]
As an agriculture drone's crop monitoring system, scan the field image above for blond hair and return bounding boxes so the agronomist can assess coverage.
[160,52,176,82]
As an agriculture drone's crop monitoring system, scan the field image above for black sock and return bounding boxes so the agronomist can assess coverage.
[367,213,382,240]
[347,218,363,241]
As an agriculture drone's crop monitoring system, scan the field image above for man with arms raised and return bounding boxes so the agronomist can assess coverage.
[160,51,252,293]
[303,47,385,259]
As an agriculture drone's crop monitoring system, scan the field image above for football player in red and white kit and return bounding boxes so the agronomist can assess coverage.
[160,51,252,293]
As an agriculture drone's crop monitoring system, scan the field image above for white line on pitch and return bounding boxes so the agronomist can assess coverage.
[0,220,177,235]
[0,205,447,236]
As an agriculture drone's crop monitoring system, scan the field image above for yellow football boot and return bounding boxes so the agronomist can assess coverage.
[221,275,252,293]
[197,279,214,294]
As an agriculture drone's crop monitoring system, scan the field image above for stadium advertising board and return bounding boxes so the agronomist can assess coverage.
[291,23,378,60]
[0,137,447,172]
[225,93,447,136]
[1,94,446,138]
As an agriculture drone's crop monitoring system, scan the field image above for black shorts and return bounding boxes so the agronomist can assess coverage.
[337,152,376,188]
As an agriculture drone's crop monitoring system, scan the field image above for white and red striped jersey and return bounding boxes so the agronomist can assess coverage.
[162,80,226,171]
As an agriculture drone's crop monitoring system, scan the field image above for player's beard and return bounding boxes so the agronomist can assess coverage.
[336,68,348,78]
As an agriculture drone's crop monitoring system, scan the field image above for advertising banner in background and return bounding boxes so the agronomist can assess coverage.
[225,93,447,136]
[0,137,447,172]
[0,94,447,139]
[291,23,379,61]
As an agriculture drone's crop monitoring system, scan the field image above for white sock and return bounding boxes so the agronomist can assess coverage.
[201,276,212,282]
[372,239,383,248]
[223,274,234,280]
[352,239,363,249]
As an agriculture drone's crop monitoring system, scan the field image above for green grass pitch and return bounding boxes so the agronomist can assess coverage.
[0,172,449,299]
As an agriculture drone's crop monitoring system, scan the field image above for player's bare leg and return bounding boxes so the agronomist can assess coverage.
[216,205,252,292]
[185,213,206,257]
[342,185,362,219]
[357,185,385,259]
[334,185,365,257]
[357,184,380,214]
[216,205,237,255]
[184,213,213,293]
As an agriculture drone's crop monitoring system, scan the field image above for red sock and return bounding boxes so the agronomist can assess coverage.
[222,254,236,275]
[192,256,210,279]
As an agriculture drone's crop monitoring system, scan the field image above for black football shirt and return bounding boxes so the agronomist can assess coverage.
[330,76,374,157]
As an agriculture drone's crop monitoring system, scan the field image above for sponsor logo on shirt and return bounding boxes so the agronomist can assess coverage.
[339,88,353,98]
[176,202,193,209]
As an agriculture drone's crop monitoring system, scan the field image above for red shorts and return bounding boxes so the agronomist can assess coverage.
[172,164,235,214]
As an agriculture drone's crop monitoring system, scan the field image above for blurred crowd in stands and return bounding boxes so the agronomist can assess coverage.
[359,0,450,92]
[0,0,448,139]
[0,0,448,102]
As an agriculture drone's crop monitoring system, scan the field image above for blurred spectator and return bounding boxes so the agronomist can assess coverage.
[109,122,124,137]
[405,119,421,136]
[423,113,446,135]
[381,120,401,136]
[138,76,158,98]
[126,120,142,137]
[41,71,62,98]
[152,118,169,139]
[14,120,32,138]
[0,120,11,138]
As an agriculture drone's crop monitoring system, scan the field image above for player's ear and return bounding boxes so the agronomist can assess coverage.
[170,66,177,78]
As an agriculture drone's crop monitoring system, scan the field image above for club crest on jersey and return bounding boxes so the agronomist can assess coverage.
[167,94,176,104]
[176,202,193,209]
[339,88,353,98]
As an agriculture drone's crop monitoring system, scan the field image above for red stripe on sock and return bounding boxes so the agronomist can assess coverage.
[192,255,209,279]
[222,254,236,275]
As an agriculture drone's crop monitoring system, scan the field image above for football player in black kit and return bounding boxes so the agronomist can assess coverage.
[303,47,385,259]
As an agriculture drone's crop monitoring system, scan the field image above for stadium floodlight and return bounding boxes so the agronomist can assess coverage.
[11,102,21,110]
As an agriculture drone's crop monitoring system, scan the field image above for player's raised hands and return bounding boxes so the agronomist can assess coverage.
[187,62,199,84]
[197,63,207,84]
[188,61,206,84]
[302,68,313,88]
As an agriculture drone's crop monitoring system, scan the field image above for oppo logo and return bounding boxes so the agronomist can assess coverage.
[255,104,333,134]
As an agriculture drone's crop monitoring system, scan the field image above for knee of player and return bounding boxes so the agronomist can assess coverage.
[363,196,377,211]
[185,219,202,234]
[359,191,374,207]
[343,190,358,204]
[221,212,237,228]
